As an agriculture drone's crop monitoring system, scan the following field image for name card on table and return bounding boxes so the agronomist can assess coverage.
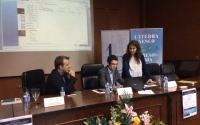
[0,115,32,125]
[168,81,177,88]
[44,96,65,107]
[168,87,177,92]
[117,87,133,95]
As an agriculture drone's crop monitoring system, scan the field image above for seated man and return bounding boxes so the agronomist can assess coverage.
[46,56,77,95]
[98,55,124,89]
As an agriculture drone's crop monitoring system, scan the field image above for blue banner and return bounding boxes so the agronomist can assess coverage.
[130,28,163,64]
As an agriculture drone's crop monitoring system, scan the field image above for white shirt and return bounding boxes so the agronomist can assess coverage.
[107,67,114,84]
[129,56,142,77]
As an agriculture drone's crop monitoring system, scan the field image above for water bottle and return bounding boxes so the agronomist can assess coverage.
[163,76,168,90]
[60,87,65,96]
[105,83,110,98]
[24,88,30,109]
[23,94,29,111]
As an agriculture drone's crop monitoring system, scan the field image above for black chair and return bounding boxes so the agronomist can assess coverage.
[81,64,104,90]
[146,63,160,75]
[160,63,179,81]
[22,69,46,95]
[177,60,200,78]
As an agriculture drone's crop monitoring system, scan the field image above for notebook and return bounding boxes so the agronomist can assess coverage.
[123,76,148,91]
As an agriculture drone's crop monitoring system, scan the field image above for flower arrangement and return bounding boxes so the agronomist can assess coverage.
[83,92,165,125]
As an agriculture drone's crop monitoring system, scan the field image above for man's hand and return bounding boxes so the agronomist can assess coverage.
[67,69,75,77]
[116,85,123,88]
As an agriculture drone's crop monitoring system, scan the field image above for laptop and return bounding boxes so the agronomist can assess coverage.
[123,76,148,91]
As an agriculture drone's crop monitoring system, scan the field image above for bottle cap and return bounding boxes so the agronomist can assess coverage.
[24,87,29,92]
[61,87,64,90]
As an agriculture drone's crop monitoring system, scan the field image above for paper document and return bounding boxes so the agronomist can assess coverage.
[92,89,112,94]
[182,88,197,118]
[92,89,106,94]
[178,80,198,84]
[67,92,76,97]
[144,84,157,87]
[138,90,154,94]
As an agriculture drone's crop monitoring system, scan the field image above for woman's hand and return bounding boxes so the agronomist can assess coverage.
[146,79,156,84]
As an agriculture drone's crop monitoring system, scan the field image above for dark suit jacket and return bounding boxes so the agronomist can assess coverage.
[46,69,77,95]
[98,66,124,88]
[122,54,151,79]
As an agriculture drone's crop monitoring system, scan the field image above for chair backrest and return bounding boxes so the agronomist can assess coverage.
[81,64,104,90]
[146,63,160,75]
[177,60,200,78]
[22,69,46,95]
[178,60,200,71]
[160,63,179,81]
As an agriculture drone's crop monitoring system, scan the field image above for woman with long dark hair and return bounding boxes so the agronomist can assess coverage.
[122,40,154,83]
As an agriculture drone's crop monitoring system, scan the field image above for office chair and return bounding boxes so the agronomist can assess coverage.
[144,63,161,83]
[177,60,200,78]
[22,69,46,95]
[81,63,104,90]
[160,63,179,81]
[146,63,160,75]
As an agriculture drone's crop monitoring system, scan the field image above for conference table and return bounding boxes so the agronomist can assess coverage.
[1,77,200,125]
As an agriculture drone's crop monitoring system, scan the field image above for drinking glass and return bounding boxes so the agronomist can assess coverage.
[31,88,40,108]
[112,84,117,92]
[157,76,162,89]
[109,83,113,92]
[109,83,116,97]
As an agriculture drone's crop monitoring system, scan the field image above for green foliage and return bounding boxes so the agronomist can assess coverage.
[119,115,132,125]
[153,119,165,125]
[83,117,109,125]
[118,91,132,108]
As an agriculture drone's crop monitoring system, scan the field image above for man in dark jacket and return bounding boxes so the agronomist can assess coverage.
[46,56,77,95]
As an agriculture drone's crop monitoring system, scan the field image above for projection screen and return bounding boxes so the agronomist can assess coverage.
[0,0,94,77]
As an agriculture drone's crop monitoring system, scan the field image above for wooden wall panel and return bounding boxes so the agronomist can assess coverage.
[108,10,120,29]
[107,0,121,10]
[1,77,23,99]
[93,9,108,63]
[120,0,141,29]
[171,88,200,125]
[93,0,107,9]
[93,0,141,63]
[0,79,5,100]
[132,94,168,125]
[74,72,82,91]
[145,0,200,60]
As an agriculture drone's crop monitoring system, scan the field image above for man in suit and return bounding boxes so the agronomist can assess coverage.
[98,55,124,89]
[46,56,77,95]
